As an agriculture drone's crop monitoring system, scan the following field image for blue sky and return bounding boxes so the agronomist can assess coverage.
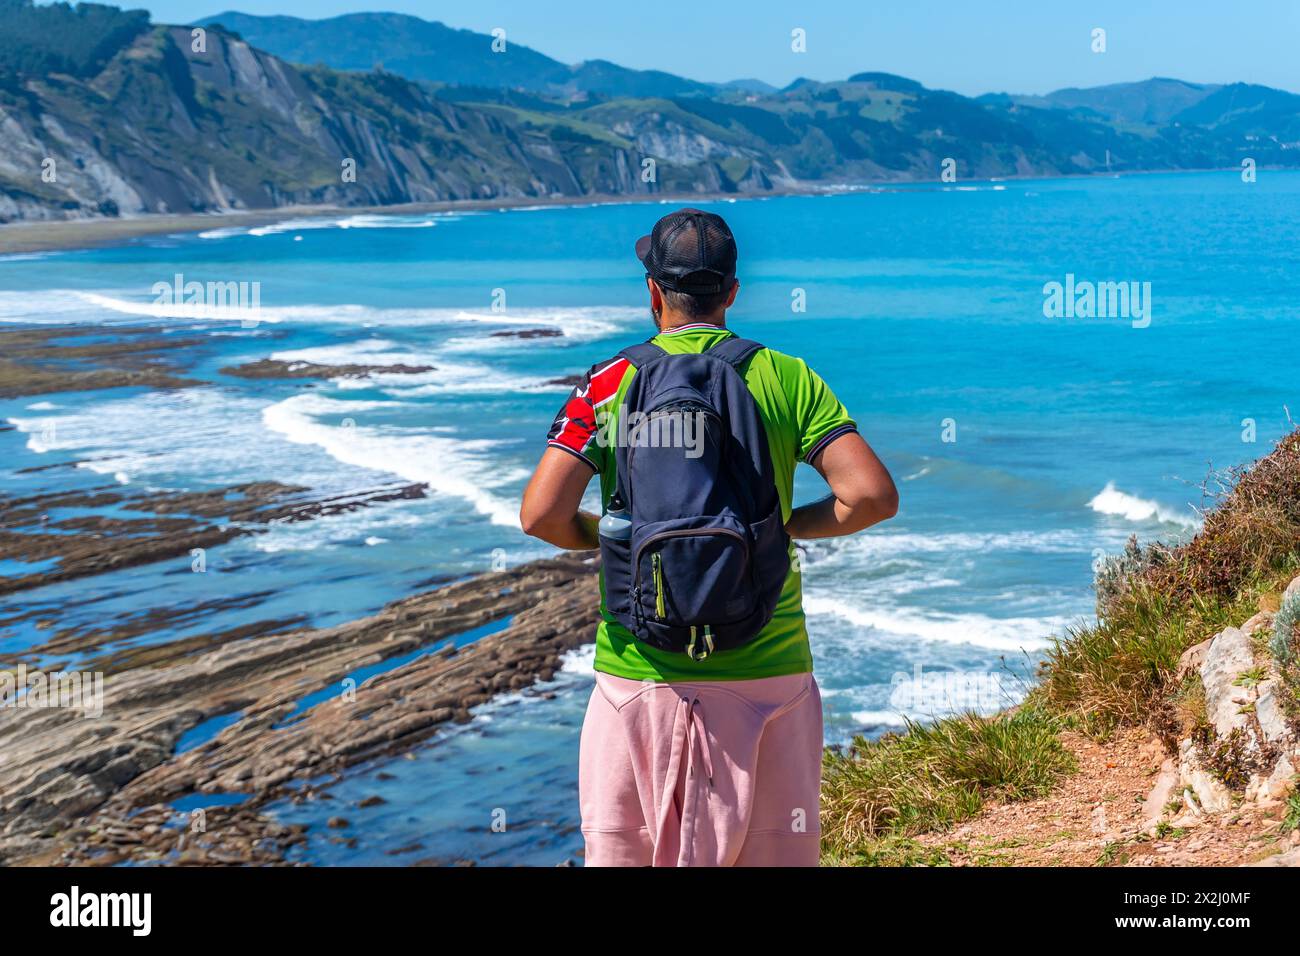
[141,1,1300,95]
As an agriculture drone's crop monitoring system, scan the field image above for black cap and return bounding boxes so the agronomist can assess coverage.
[635,208,738,295]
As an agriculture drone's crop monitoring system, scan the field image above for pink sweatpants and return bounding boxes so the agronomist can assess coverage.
[578,671,823,867]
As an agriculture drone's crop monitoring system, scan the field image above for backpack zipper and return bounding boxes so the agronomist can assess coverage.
[633,528,750,628]
[632,527,749,580]
[651,552,666,620]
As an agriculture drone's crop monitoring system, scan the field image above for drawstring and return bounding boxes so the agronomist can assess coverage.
[650,689,715,866]
[686,695,714,787]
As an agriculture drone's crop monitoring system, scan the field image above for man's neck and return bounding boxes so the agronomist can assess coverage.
[658,314,726,333]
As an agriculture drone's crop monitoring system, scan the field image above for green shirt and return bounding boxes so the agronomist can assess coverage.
[545,323,857,681]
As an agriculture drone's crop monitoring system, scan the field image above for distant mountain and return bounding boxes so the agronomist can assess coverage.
[2,1,1298,223]
[198,10,717,98]
[1003,78,1222,125]
[1170,82,1300,140]
[993,77,1300,141]
[716,78,779,95]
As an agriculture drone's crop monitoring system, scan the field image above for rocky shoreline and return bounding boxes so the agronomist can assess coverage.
[0,480,428,599]
[1142,576,1300,863]
[0,326,204,398]
[220,359,437,380]
[0,553,599,866]
[0,316,609,865]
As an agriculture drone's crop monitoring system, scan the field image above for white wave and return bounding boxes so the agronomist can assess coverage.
[886,666,1023,717]
[0,288,636,341]
[374,365,551,396]
[265,338,556,394]
[260,393,520,528]
[0,290,112,325]
[849,710,910,727]
[7,389,368,493]
[61,291,639,337]
[1088,482,1199,529]
[244,212,463,237]
[335,213,450,229]
[441,307,638,350]
[803,595,1064,652]
[25,401,59,411]
[808,526,1133,568]
[559,643,596,676]
[75,291,274,324]
[253,500,429,554]
[0,252,59,262]
[196,227,246,240]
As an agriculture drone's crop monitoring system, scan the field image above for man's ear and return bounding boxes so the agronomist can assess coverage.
[724,279,740,309]
[646,276,663,313]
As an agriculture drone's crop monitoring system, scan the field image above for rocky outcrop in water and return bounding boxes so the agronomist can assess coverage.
[220,359,436,380]
[0,480,428,597]
[0,326,202,398]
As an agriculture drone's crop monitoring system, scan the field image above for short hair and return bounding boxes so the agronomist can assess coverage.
[660,284,731,319]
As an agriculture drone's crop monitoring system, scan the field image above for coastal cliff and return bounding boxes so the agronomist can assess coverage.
[5,1,1300,223]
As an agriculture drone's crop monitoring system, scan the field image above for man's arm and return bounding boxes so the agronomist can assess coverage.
[786,432,898,539]
[520,447,601,550]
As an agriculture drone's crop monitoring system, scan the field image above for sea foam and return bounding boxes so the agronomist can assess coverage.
[1088,481,1199,529]
[803,594,1065,652]
[260,393,521,528]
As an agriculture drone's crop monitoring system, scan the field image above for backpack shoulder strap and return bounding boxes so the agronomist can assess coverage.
[617,340,667,368]
[706,336,764,369]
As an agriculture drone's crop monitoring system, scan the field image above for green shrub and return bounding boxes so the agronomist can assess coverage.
[1271,590,1299,665]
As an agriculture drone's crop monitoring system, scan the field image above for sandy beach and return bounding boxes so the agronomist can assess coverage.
[0,190,786,255]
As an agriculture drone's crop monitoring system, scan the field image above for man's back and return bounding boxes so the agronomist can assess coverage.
[547,322,858,682]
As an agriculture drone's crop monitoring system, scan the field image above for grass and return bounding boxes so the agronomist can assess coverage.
[819,835,952,867]
[1282,786,1300,833]
[820,708,1075,859]
[821,429,1300,865]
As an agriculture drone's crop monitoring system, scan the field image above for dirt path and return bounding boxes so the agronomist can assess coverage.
[916,729,1298,866]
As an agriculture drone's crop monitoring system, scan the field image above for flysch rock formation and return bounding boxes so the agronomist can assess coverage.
[0,554,598,865]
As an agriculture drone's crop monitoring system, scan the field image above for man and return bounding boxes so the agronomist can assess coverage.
[520,208,897,866]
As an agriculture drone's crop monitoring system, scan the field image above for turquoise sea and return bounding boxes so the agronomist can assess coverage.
[2,171,1297,864]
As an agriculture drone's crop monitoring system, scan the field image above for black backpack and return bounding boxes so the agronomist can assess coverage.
[599,336,789,661]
